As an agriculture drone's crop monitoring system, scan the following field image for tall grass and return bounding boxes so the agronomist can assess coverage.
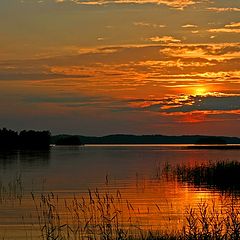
[175,161,240,192]
[0,173,23,204]
[182,198,240,240]
[30,190,240,240]
[31,189,143,240]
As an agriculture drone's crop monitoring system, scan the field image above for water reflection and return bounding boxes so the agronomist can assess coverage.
[0,145,239,239]
[0,149,50,170]
[0,150,19,168]
[18,149,50,168]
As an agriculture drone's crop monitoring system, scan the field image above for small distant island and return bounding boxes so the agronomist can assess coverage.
[54,135,82,145]
[186,136,239,149]
[195,136,227,144]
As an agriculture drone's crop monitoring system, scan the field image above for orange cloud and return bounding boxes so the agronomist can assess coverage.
[181,24,198,28]
[148,36,181,43]
[161,43,240,61]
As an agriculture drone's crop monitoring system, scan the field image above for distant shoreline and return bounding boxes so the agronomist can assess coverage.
[52,134,240,145]
[1,128,240,148]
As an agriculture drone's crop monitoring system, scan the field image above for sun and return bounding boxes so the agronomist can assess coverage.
[194,87,208,96]
[183,86,211,96]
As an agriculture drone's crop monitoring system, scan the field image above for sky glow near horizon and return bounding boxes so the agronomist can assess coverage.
[0,0,239,136]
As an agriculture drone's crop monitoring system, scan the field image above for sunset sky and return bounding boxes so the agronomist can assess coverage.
[0,0,239,136]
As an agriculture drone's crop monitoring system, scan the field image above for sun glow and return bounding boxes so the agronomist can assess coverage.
[194,87,208,96]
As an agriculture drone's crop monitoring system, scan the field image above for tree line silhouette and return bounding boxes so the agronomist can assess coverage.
[0,128,51,149]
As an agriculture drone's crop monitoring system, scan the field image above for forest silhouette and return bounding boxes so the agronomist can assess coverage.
[0,128,51,149]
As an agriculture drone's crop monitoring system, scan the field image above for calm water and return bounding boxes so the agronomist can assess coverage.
[0,145,239,239]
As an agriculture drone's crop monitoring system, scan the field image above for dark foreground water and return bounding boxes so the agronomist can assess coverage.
[0,144,239,239]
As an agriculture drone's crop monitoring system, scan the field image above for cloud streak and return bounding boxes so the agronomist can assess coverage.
[134,22,166,28]
[208,22,240,34]
[207,7,240,12]
[0,73,91,81]
[56,0,202,9]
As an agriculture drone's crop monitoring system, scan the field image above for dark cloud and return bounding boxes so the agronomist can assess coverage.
[166,96,240,112]
[143,95,240,113]
[23,94,130,110]
[0,73,91,81]
[23,95,101,104]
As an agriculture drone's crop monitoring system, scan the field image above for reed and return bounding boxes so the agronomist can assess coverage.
[30,189,240,240]
[182,198,240,240]
[174,161,240,192]
[31,188,142,240]
[0,173,23,204]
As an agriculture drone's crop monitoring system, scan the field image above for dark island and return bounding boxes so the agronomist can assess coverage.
[0,128,51,149]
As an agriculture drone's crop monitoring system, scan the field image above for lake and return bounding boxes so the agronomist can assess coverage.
[0,144,239,239]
